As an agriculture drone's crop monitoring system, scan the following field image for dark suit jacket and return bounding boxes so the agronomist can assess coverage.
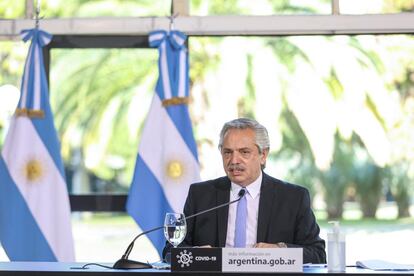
[163,172,326,264]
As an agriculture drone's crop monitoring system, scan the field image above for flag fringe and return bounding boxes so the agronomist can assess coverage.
[162,97,189,107]
[15,108,45,118]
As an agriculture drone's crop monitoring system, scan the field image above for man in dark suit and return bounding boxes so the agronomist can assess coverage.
[163,118,326,264]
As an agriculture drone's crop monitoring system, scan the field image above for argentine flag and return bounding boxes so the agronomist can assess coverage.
[0,29,75,261]
[127,30,200,256]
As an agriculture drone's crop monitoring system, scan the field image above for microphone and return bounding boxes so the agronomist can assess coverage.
[113,188,247,269]
[185,188,246,220]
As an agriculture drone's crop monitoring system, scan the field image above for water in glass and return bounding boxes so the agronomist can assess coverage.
[164,213,186,247]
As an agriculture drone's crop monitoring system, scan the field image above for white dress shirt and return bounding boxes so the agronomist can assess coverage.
[225,172,262,248]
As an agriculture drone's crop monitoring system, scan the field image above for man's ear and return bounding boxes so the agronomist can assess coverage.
[261,148,269,165]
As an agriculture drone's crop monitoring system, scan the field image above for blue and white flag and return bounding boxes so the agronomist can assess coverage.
[0,28,75,261]
[126,30,200,255]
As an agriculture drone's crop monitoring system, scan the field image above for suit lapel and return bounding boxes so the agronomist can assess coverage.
[217,178,231,247]
[257,173,276,242]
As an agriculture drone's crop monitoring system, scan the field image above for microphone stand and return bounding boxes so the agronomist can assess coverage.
[113,189,246,269]
[113,225,164,269]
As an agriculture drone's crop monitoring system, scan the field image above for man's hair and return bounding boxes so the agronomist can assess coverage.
[218,118,270,153]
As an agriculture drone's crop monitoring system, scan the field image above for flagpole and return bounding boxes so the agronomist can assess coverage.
[35,0,41,29]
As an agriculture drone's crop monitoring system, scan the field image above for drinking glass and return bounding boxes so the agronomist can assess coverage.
[164,213,187,248]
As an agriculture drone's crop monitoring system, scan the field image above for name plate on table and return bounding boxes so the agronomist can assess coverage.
[171,247,303,273]
[222,248,303,273]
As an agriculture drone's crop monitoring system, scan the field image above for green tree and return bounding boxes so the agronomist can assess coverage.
[353,157,384,218]
[50,48,158,184]
[383,162,413,218]
[319,134,354,219]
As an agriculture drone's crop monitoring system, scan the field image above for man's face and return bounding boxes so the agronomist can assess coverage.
[221,128,268,187]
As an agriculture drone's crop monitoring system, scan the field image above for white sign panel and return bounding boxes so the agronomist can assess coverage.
[222,248,303,273]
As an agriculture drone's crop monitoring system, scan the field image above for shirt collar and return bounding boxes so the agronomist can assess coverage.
[230,171,262,199]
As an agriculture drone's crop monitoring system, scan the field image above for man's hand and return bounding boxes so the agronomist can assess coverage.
[254,242,287,248]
